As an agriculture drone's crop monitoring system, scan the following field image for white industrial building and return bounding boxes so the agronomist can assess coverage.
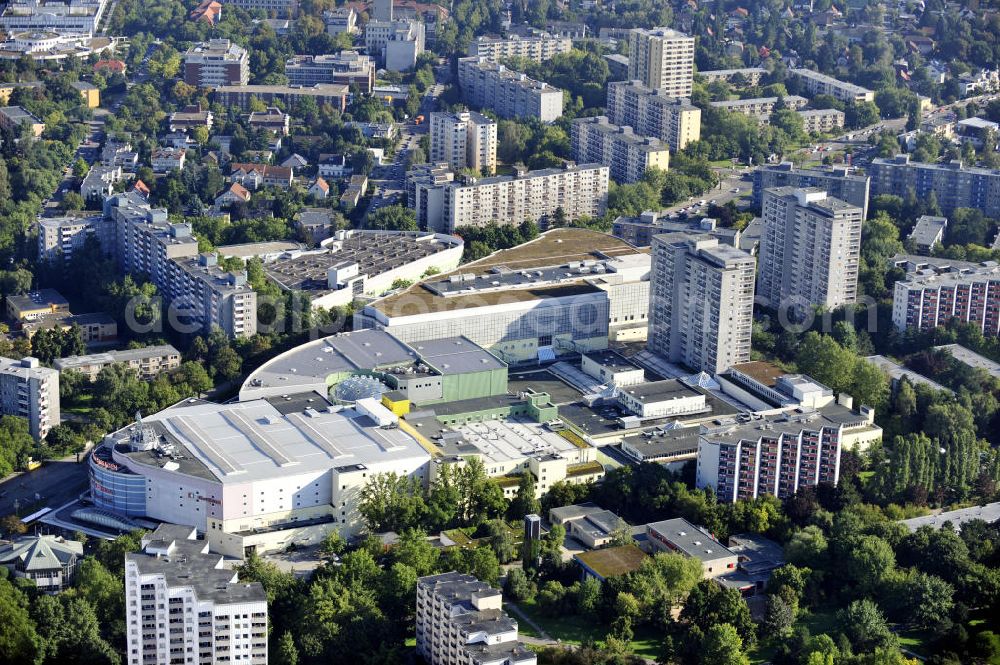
[262,230,464,310]
[356,229,652,365]
[0,0,110,36]
[90,395,432,558]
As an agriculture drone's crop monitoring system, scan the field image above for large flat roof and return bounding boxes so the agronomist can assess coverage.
[701,403,873,444]
[241,329,419,396]
[647,517,735,562]
[865,355,951,393]
[901,502,1000,532]
[264,231,460,295]
[934,344,1000,378]
[240,330,507,400]
[372,228,645,315]
[432,415,584,466]
[729,360,785,387]
[574,544,647,578]
[408,336,506,374]
[112,395,429,483]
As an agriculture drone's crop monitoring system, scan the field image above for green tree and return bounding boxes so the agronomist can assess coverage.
[680,580,756,649]
[61,191,86,212]
[0,576,39,664]
[609,591,640,642]
[455,458,507,525]
[357,472,427,532]
[504,567,534,602]
[274,631,299,665]
[786,526,828,566]
[0,415,34,476]
[575,576,601,618]
[628,552,703,625]
[899,571,954,629]
[838,599,897,652]
[702,623,750,665]
[763,594,795,638]
[843,535,896,595]
[508,472,540,519]
[366,205,417,231]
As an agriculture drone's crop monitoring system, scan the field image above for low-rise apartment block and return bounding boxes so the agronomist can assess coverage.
[909,215,948,254]
[0,105,44,137]
[184,39,249,88]
[168,104,213,133]
[285,51,374,93]
[752,162,871,217]
[709,95,807,120]
[80,165,122,201]
[648,233,756,374]
[790,67,875,103]
[868,155,1000,219]
[415,163,609,232]
[606,80,701,151]
[150,147,186,173]
[429,110,497,175]
[0,356,59,439]
[457,56,564,122]
[757,187,863,312]
[799,108,845,133]
[571,115,670,183]
[21,312,117,344]
[467,33,573,62]
[698,67,767,85]
[212,83,348,112]
[416,573,535,665]
[229,163,293,190]
[247,107,290,136]
[55,344,182,380]
[125,524,268,665]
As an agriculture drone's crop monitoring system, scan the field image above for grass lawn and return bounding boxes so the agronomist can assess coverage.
[630,628,665,660]
[513,598,598,643]
[510,599,663,659]
[441,528,473,547]
[897,628,933,658]
[799,607,840,635]
[64,393,95,417]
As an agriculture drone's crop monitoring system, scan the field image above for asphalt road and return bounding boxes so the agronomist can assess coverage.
[364,82,443,221]
[0,458,89,518]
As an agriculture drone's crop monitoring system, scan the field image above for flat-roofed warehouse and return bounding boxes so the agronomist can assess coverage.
[354,228,652,365]
[240,328,509,405]
[88,394,431,558]
[263,230,463,310]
